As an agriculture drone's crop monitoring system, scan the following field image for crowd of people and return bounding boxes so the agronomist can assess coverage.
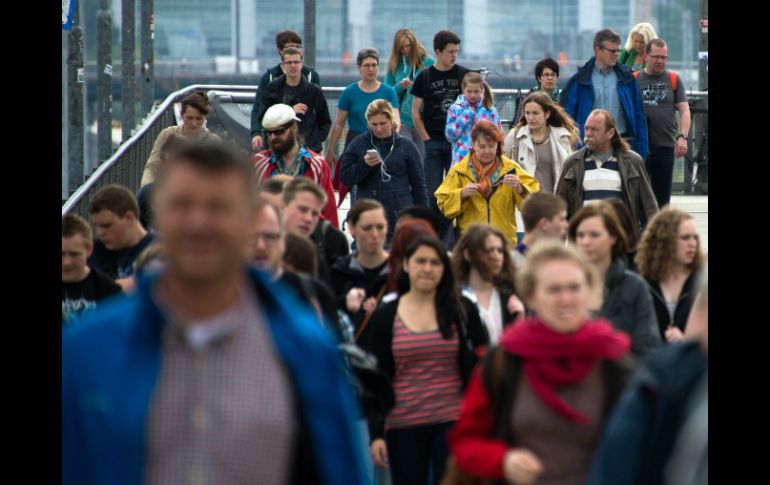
[63,24,707,485]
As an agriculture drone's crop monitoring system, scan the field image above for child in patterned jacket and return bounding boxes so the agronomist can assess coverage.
[445,71,503,167]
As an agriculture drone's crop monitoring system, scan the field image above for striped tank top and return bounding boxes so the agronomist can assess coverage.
[386,314,464,430]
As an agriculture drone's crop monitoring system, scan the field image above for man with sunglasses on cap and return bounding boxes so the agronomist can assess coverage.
[253,104,340,228]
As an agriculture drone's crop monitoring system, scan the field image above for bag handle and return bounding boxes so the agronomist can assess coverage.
[354,284,388,342]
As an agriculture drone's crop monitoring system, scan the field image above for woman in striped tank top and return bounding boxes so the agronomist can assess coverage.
[362,235,488,485]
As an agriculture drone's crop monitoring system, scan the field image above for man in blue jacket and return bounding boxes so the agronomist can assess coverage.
[62,139,368,485]
[560,29,649,159]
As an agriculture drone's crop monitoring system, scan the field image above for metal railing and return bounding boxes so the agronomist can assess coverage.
[63,85,708,220]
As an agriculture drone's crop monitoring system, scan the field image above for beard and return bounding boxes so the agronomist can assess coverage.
[271,135,297,156]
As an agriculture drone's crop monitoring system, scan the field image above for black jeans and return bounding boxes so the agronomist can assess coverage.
[423,138,453,238]
[645,146,676,208]
[385,421,454,485]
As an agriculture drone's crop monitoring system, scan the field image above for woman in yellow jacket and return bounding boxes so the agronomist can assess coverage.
[435,120,539,245]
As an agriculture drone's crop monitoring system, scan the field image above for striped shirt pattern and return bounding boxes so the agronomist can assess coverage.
[386,315,463,430]
[582,154,622,205]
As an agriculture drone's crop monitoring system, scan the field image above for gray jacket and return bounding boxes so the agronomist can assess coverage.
[600,258,662,357]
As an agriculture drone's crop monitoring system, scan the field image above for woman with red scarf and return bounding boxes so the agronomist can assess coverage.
[435,120,540,247]
[446,241,633,485]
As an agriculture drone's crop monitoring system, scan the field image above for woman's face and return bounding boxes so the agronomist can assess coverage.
[472,135,498,165]
[181,106,205,133]
[404,244,445,293]
[358,56,379,82]
[477,234,505,278]
[528,259,592,333]
[633,33,646,54]
[539,67,558,91]
[400,37,413,56]
[575,216,616,264]
[675,218,700,266]
[367,113,393,139]
[350,208,388,256]
[524,101,549,132]
[463,82,483,105]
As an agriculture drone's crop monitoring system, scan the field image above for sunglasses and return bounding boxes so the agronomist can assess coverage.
[265,124,292,137]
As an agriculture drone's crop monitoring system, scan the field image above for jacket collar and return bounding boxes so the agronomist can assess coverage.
[132,266,279,340]
[576,57,634,85]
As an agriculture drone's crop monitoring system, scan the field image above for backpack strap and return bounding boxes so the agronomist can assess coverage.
[353,284,388,342]
[634,69,678,92]
[669,70,678,92]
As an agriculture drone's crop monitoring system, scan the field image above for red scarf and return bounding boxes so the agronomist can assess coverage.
[469,152,500,199]
[500,317,630,423]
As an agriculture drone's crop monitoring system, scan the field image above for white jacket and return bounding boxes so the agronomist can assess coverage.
[503,125,574,192]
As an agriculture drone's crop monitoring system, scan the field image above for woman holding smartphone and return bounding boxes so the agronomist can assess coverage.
[435,120,540,245]
[341,99,428,242]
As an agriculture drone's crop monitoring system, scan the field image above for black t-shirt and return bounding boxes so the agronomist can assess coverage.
[88,232,155,279]
[411,64,470,138]
[62,267,123,323]
[281,83,303,106]
[362,260,388,285]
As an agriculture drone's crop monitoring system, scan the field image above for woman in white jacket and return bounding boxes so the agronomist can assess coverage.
[503,92,579,193]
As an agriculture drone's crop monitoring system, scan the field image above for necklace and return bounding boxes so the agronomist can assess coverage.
[276,156,302,176]
[532,126,550,145]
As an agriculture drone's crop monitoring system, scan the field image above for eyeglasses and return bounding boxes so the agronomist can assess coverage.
[598,46,621,55]
[361,63,378,69]
[282,60,302,66]
[265,125,292,137]
[540,72,557,78]
[648,55,668,60]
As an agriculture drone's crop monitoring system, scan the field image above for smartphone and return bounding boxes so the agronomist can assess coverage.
[366,149,378,156]
[492,167,517,188]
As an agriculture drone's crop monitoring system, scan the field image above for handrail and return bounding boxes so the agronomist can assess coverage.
[62,84,258,216]
[63,84,708,219]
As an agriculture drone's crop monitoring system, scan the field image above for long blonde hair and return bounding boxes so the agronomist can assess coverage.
[624,22,658,52]
[387,28,430,75]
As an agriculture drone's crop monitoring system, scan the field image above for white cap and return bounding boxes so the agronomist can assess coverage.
[262,104,301,130]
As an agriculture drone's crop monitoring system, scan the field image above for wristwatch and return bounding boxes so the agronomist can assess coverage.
[676,134,688,142]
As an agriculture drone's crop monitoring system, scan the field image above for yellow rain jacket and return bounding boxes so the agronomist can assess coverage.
[435,154,540,244]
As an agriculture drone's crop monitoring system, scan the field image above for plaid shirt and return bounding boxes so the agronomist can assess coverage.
[145,285,298,485]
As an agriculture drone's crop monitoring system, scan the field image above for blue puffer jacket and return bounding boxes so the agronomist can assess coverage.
[560,57,649,159]
[62,268,369,485]
[340,130,429,241]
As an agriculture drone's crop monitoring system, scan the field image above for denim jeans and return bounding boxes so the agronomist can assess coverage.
[423,138,453,237]
[645,146,676,208]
